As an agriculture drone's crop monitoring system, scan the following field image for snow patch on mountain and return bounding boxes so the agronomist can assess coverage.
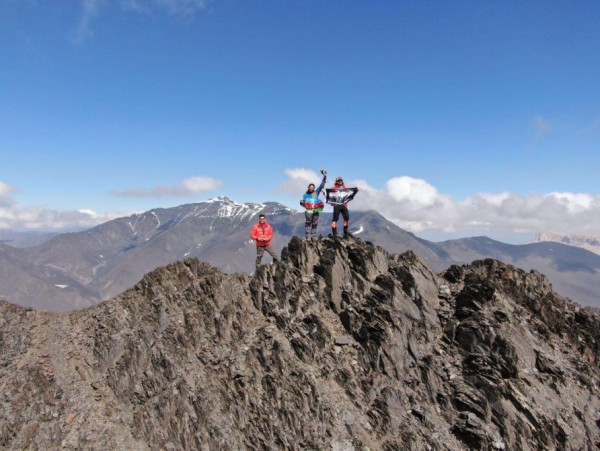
[151,211,161,227]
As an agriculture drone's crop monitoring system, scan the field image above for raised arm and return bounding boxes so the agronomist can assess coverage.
[316,169,327,196]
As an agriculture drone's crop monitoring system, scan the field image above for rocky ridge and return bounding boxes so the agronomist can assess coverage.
[1,236,599,450]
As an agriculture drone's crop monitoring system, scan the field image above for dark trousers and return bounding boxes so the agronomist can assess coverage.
[256,244,277,268]
[305,211,320,238]
[331,205,349,235]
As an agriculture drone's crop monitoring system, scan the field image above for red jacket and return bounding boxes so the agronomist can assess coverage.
[250,222,274,247]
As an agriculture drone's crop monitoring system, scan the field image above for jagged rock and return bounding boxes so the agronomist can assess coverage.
[1,237,599,450]
[335,336,353,346]
[438,284,452,300]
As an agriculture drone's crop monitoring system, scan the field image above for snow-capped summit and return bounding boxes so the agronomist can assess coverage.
[207,196,237,204]
[206,197,296,217]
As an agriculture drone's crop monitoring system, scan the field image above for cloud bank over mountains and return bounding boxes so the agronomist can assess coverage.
[0,176,222,231]
[1,171,598,242]
[0,201,125,232]
[282,168,600,242]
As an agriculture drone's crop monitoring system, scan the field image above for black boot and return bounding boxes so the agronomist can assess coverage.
[344,226,351,238]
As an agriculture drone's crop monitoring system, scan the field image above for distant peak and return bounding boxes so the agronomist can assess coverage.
[207,196,237,204]
[531,231,600,255]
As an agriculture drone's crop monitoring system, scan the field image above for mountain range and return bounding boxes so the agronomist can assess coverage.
[1,236,598,449]
[531,231,600,255]
[0,230,59,248]
[1,197,599,311]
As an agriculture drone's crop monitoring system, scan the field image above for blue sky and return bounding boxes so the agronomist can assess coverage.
[1,0,599,243]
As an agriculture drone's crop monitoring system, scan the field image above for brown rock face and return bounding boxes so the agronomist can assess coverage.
[1,236,599,450]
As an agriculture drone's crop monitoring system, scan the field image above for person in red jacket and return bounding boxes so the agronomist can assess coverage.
[249,214,278,269]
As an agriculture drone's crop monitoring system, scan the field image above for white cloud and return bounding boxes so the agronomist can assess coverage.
[385,176,440,207]
[0,181,17,205]
[73,0,210,44]
[474,192,511,207]
[181,176,224,193]
[78,208,99,217]
[0,204,129,231]
[279,168,326,194]
[112,176,223,198]
[547,192,593,213]
[154,0,209,16]
[73,0,107,45]
[531,115,553,141]
[0,180,133,231]
[121,0,149,13]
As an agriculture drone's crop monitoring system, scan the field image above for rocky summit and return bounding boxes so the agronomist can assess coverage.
[1,236,599,450]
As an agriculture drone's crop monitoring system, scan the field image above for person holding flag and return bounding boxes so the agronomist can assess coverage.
[326,176,359,238]
[299,169,327,240]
